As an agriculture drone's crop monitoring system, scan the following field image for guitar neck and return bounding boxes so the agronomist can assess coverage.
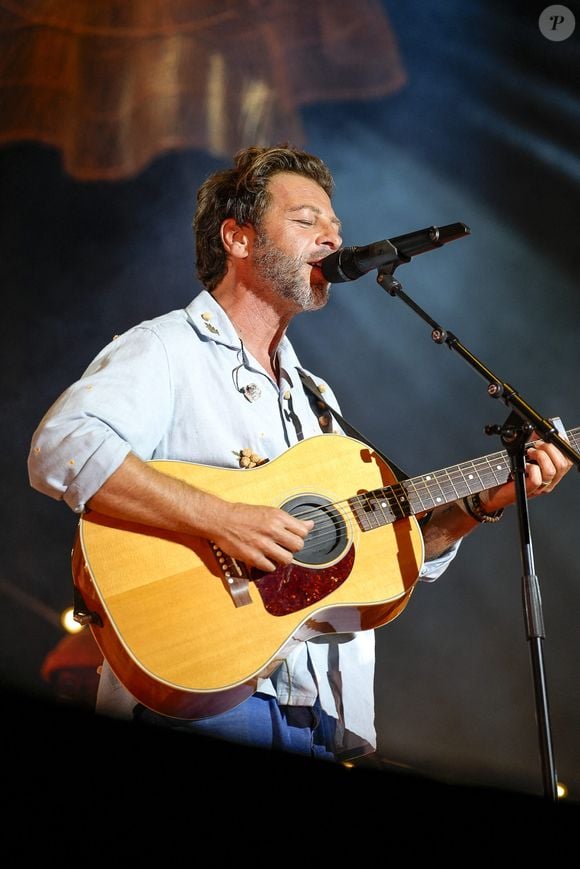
[350,426,579,529]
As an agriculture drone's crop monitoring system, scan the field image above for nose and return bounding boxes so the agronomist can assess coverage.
[316,221,342,251]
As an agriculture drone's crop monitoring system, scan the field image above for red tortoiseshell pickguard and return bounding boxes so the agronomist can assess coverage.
[253,545,355,616]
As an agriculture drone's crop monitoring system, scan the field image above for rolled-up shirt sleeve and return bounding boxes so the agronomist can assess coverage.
[419,538,462,582]
[28,326,173,512]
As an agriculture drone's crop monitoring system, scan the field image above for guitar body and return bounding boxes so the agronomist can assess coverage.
[73,434,424,719]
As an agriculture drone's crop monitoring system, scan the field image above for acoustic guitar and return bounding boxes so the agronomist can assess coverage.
[72,428,577,720]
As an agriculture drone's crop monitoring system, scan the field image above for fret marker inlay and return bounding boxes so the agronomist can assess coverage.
[348,426,578,536]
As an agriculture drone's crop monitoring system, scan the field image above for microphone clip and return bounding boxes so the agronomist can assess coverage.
[376,261,403,296]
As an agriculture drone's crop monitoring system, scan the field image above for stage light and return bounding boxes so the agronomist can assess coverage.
[60,606,83,634]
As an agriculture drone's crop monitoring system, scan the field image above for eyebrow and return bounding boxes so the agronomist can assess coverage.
[288,204,342,231]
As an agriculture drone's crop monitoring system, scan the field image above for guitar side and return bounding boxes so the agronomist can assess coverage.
[73,434,424,719]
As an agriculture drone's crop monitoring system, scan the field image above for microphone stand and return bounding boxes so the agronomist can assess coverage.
[375,259,579,803]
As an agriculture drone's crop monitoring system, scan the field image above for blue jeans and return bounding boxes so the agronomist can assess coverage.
[134,693,337,761]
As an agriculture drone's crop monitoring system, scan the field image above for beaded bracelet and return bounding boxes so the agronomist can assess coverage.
[462,492,504,524]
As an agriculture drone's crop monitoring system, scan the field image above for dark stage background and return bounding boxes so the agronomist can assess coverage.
[2,1,579,808]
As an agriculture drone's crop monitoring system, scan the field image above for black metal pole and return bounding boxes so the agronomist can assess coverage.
[375,264,578,800]
[500,414,558,802]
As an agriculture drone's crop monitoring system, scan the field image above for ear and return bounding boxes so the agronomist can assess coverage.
[221,218,252,259]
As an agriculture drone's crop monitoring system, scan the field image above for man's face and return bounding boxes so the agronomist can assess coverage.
[250,172,342,312]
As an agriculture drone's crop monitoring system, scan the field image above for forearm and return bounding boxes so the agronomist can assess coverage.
[87,453,313,572]
[87,453,228,539]
[422,500,481,560]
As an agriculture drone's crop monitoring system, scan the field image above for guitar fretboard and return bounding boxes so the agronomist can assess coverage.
[350,427,579,531]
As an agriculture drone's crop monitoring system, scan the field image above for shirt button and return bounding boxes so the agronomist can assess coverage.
[283,390,291,400]
[201,311,212,321]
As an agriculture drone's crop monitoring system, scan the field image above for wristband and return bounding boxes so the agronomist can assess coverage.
[462,492,504,524]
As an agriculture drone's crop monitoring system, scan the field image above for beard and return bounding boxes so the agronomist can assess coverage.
[252,228,330,312]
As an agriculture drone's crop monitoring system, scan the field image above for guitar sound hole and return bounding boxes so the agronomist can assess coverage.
[282,495,348,566]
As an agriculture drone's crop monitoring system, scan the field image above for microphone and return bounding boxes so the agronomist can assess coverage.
[320,222,470,283]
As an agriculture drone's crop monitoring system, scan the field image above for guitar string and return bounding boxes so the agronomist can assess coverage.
[215,431,580,559]
[291,450,514,544]
[285,428,579,554]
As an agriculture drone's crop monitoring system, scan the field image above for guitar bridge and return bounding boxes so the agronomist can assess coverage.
[211,542,252,607]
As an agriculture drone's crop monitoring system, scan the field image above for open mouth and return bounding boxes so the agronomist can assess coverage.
[307,254,332,286]
[308,262,327,287]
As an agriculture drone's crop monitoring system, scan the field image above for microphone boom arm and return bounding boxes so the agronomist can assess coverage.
[376,263,579,466]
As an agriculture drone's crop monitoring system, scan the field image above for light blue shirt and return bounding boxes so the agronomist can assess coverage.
[29,289,459,758]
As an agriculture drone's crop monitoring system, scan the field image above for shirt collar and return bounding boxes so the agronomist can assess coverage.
[184,289,302,378]
[185,289,240,349]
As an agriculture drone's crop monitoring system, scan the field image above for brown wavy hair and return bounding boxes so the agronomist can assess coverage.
[193,145,335,291]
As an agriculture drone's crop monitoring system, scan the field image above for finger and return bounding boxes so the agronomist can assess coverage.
[250,522,307,562]
[529,440,572,485]
[251,553,279,573]
[253,540,295,570]
[530,433,573,474]
[239,537,293,572]
[543,442,573,477]
[526,447,557,493]
[269,510,314,541]
[272,526,309,554]
[284,514,315,537]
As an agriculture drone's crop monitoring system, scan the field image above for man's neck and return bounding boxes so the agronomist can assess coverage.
[212,283,294,382]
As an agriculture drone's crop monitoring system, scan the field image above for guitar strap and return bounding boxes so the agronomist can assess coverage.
[298,369,408,483]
